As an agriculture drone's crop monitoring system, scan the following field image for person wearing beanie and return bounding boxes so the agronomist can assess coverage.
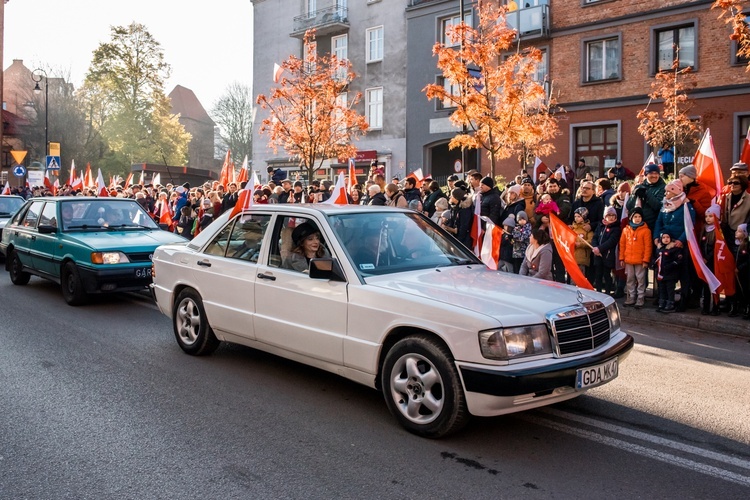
[423,181,448,217]
[570,207,593,278]
[678,164,713,230]
[627,162,666,233]
[619,207,653,308]
[732,223,750,318]
[511,210,532,273]
[441,186,474,248]
[479,175,503,226]
[591,205,622,296]
[721,174,750,252]
[430,197,450,225]
[497,215,515,273]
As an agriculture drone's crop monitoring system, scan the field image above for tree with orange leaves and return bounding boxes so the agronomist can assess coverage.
[713,0,750,71]
[637,59,700,158]
[423,2,559,178]
[256,30,369,183]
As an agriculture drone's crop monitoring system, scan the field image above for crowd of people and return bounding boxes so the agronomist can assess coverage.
[8,157,750,319]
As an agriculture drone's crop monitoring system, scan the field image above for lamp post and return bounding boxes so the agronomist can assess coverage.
[31,68,48,158]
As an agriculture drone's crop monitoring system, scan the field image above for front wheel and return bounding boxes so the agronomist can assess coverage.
[61,262,88,306]
[173,289,219,356]
[381,335,468,438]
[8,250,30,285]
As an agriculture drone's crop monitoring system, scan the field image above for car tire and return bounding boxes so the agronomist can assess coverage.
[8,250,30,286]
[173,289,220,356]
[381,334,468,438]
[61,262,88,306]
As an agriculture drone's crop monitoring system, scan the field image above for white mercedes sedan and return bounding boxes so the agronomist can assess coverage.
[151,204,633,438]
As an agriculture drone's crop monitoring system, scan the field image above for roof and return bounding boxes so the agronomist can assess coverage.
[168,85,214,125]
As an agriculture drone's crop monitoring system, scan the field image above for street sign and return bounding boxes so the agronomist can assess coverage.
[10,150,27,165]
[49,142,61,157]
[13,165,26,177]
[46,156,61,170]
[454,159,462,173]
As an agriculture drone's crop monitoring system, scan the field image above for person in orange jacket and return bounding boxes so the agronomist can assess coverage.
[619,207,653,308]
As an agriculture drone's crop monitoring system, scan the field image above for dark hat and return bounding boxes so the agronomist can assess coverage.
[293,181,303,188]
[454,180,469,190]
[447,174,460,182]
[679,165,697,179]
[267,166,275,172]
[629,207,644,219]
[644,163,660,174]
[480,176,495,188]
[292,222,319,247]
[731,161,748,172]
[521,177,534,185]
[616,160,623,165]
[451,188,467,201]
[578,157,586,163]
[516,211,529,222]
[183,182,191,189]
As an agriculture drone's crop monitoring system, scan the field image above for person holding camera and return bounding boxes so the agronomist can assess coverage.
[626,163,666,234]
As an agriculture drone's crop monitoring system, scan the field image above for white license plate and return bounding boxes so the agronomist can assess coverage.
[135,267,152,278]
[576,357,618,389]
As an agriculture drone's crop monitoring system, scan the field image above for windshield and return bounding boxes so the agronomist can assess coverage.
[329,212,479,277]
[61,199,159,231]
[0,197,24,217]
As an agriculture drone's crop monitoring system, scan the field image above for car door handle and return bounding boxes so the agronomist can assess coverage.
[257,273,276,281]
[196,260,212,267]
[31,235,36,241]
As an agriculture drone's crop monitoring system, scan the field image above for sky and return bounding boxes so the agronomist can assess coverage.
[4,0,254,111]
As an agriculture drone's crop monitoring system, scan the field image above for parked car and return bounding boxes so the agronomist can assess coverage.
[0,197,186,305]
[151,204,633,438]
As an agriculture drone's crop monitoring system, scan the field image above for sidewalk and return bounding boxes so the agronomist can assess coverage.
[617,294,750,339]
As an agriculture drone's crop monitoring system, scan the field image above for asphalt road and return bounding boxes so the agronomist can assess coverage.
[1,272,749,499]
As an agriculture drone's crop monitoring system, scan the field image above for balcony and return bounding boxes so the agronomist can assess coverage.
[506,3,550,40]
[291,6,349,39]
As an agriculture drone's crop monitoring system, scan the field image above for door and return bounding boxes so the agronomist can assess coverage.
[32,202,62,276]
[253,215,347,365]
[12,200,45,270]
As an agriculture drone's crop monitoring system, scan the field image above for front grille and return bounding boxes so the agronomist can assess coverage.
[547,302,611,357]
[126,252,153,263]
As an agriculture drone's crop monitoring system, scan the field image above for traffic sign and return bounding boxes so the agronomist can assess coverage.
[49,142,61,157]
[13,165,26,177]
[46,155,61,170]
[10,150,27,165]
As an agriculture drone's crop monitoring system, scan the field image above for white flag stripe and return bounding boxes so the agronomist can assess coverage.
[684,203,721,294]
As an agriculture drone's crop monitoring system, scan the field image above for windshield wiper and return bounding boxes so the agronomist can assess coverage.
[66,224,104,230]
[107,223,151,230]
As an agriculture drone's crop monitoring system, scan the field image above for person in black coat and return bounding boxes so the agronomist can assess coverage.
[479,176,503,226]
[654,232,684,313]
[591,207,622,296]
[442,188,474,249]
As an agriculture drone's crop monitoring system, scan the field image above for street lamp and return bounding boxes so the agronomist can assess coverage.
[31,68,48,157]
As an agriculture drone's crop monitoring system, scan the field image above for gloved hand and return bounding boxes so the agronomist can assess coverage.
[633,187,646,200]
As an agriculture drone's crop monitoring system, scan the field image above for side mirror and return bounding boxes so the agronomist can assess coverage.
[37,224,57,234]
[309,257,346,282]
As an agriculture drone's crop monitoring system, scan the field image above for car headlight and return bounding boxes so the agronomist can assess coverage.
[91,251,130,264]
[606,302,621,333]
[479,325,552,360]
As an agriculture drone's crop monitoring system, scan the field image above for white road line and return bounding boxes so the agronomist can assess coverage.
[541,408,750,471]
[521,415,750,488]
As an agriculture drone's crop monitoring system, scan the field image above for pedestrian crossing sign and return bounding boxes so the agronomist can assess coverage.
[46,155,61,170]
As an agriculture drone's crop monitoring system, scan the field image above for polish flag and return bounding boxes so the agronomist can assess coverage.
[68,160,76,187]
[348,158,358,190]
[555,165,566,182]
[53,179,60,195]
[479,216,502,270]
[158,200,172,226]
[322,172,348,205]
[124,172,134,188]
[43,170,55,193]
[152,173,161,187]
[685,204,721,295]
[2,182,11,195]
[470,193,483,255]
[70,161,83,191]
[96,169,109,197]
[84,163,93,188]
[273,63,284,83]
[740,126,750,166]
[532,157,547,183]
[405,168,425,188]
[713,222,736,297]
[693,129,723,200]
[549,213,594,290]
[139,170,145,186]
[219,150,231,189]
[228,171,258,220]
[638,152,658,176]
[236,155,249,184]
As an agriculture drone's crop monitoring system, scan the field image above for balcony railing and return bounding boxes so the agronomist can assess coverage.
[292,6,349,38]
[505,4,550,40]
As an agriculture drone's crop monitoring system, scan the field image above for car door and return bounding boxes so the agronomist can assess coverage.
[253,214,347,365]
[188,213,272,340]
[32,202,62,277]
[11,200,45,271]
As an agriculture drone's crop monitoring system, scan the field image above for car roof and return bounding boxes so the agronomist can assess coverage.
[245,203,411,216]
[25,196,138,203]
[0,195,25,200]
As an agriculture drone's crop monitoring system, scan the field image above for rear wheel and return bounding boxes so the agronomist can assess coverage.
[8,250,30,286]
[173,289,219,356]
[381,334,468,438]
[61,262,88,306]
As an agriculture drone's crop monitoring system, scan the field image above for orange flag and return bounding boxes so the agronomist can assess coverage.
[348,158,357,191]
[322,172,348,205]
[219,150,231,189]
[693,128,723,200]
[236,155,249,184]
[84,163,93,188]
[549,213,594,290]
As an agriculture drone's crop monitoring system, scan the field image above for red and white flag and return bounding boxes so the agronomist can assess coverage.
[70,160,83,191]
[158,200,172,226]
[124,172,134,188]
[152,173,161,187]
[219,150,231,189]
[348,158,358,191]
[555,165,566,182]
[638,152,658,176]
[236,155,249,184]
[693,129,723,200]
[685,204,721,295]
[470,193,483,255]
[84,163,93,188]
[405,168,425,188]
[549,213,594,290]
[713,222,736,297]
[740,126,750,166]
[273,63,284,83]
[479,216,502,270]
[2,181,10,195]
[532,157,547,183]
[96,169,109,197]
[53,179,60,195]
[139,170,145,185]
[322,172,348,205]
[228,171,259,220]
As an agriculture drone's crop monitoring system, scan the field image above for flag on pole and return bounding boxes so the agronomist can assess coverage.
[479,216,502,270]
[228,174,255,220]
[685,203,721,295]
[322,172,349,205]
[152,173,161,187]
[555,165,566,182]
[2,181,10,195]
[84,163,93,188]
[158,200,172,226]
[638,152,658,176]
[70,160,83,190]
[405,168,425,188]
[237,155,249,184]
[43,170,54,193]
[532,157,547,184]
[219,150,231,189]
[96,169,109,197]
[549,213,595,290]
[348,158,357,191]
[53,179,60,195]
[124,172,134,188]
[740,126,750,166]
[139,170,145,185]
[470,193,483,255]
[69,160,76,187]
[713,221,736,297]
[693,128,723,200]
[273,63,284,83]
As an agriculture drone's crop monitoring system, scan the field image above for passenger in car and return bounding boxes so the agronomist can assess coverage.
[282,222,329,273]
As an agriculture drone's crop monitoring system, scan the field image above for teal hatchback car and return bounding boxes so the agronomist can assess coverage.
[0,197,186,305]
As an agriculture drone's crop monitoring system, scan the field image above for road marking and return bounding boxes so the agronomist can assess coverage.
[541,408,750,471]
[521,414,750,488]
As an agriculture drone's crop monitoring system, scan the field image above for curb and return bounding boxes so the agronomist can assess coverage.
[617,297,750,339]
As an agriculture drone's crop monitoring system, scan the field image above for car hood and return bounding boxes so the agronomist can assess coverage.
[365,265,610,326]
[65,230,185,250]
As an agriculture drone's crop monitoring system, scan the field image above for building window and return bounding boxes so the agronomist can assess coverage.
[585,36,620,82]
[332,34,348,81]
[306,0,316,17]
[575,124,619,176]
[366,26,384,63]
[654,23,696,72]
[366,87,383,129]
[435,76,460,110]
[532,47,548,83]
[441,12,473,47]
[732,15,749,66]
[739,115,750,160]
